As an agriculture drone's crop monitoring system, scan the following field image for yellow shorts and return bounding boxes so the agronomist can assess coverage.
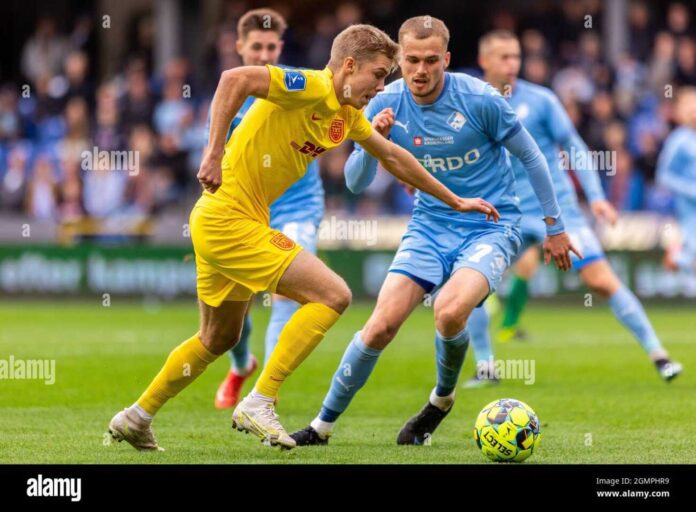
[190,204,303,306]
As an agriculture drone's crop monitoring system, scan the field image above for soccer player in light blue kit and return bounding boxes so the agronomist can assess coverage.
[210,9,324,409]
[657,86,696,275]
[464,30,682,388]
[290,16,579,446]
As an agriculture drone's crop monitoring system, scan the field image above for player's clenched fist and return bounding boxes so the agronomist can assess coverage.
[543,232,583,271]
[454,197,501,222]
[197,153,223,193]
[372,107,395,137]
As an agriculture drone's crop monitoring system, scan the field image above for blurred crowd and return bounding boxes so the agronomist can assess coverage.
[0,0,694,225]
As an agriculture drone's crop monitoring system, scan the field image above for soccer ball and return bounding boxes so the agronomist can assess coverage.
[473,398,541,462]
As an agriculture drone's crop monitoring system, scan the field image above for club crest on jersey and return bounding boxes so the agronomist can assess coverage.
[447,111,467,131]
[329,118,345,143]
[283,70,306,91]
[270,232,296,251]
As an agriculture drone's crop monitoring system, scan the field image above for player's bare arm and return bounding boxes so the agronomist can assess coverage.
[197,66,271,193]
[358,130,501,221]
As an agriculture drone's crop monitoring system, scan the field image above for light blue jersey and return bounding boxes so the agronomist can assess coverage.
[508,79,606,268]
[345,72,565,292]
[206,90,325,231]
[509,79,604,220]
[657,126,696,270]
[355,73,521,228]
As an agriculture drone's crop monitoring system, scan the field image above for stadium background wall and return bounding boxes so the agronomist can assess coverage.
[1,245,694,300]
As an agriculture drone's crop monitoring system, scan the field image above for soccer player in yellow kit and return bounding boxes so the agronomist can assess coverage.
[108,24,499,450]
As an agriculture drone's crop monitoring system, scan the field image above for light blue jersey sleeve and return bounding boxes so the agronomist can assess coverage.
[478,88,523,142]
[344,95,383,193]
[545,94,606,203]
[562,132,606,203]
[657,130,696,201]
[503,126,565,235]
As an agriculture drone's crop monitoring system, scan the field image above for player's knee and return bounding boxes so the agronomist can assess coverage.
[582,267,619,298]
[362,318,398,349]
[199,328,240,355]
[434,307,467,338]
[325,281,352,313]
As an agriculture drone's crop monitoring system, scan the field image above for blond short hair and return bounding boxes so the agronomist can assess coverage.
[328,24,400,72]
[398,15,450,47]
[479,29,518,56]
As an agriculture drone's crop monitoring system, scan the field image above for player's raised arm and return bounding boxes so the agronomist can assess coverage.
[197,66,271,193]
[344,106,394,193]
[358,130,500,221]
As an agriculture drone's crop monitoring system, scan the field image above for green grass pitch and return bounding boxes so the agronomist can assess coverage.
[0,299,694,464]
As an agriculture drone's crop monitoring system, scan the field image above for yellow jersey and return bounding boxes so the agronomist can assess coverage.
[197,65,373,224]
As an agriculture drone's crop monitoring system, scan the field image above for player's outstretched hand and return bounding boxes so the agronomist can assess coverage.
[197,154,222,193]
[543,233,583,271]
[372,108,395,137]
[454,198,500,222]
[590,200,618,225]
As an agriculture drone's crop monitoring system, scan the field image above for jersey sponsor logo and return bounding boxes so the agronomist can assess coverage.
[283,70,306,91]
[419,150,481,172]
[413,135,454,146]
[447,111,467,131]
[329,118,345,143]
[394,119,409,133]
[270,232,296,251]
[291,140,327,157]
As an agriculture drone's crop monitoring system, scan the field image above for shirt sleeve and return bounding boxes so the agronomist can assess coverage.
[264,65,331,110]
[347,109,373,142]
[562,131,606,203]
[657,133,696,201]
[479,85,523,142]
[344,96,383,192]
[503,127,566,235]
[545,92,575,145]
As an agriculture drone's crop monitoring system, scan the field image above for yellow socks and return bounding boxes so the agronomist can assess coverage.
[136,303,340,413]
[137,334,218,416]
[255,303,340,397]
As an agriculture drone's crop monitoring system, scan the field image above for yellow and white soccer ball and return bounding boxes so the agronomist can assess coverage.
[473,398,541,462]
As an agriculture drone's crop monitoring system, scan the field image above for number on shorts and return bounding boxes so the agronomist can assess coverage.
[468,243,493,263]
